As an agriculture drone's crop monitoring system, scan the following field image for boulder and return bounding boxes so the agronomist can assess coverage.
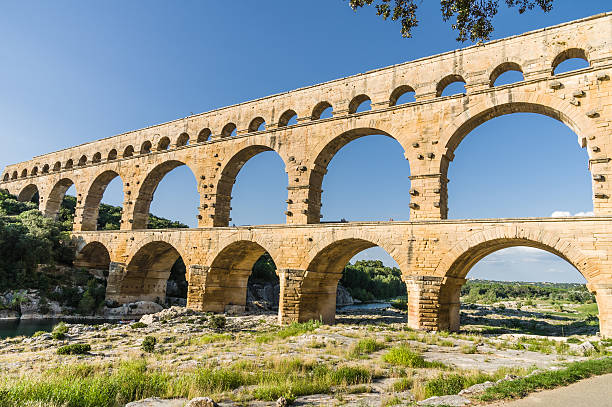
[140,306,199,325]
[105,301,163,319]
[125,398,186,407]
[418,395,471,406]
[336,284,354,307]
[185,397,218,407]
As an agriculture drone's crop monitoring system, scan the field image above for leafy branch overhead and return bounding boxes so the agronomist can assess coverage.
[348,0,554,42]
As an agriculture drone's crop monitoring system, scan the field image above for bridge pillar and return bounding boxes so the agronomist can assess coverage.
[278,269,339,325]
[405,275,444,331]
[408,174,448,220]
[590,283,612,338]
[106,261,170,304]
[186,265,251,313]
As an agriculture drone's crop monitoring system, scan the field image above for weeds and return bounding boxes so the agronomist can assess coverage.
[348,338,385,358]
[255,320,321,344]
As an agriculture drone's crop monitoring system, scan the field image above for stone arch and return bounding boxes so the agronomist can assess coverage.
[123,145,135,158]
[65,159,74,169]
[293,237,402,323]
[140,140,152,154]
[92,152,102,163]
[552,48,589,75]
[489,62,523,87]
[311,101,332,120]
[111,240,183,304]
[78,155,87,166]
[42,164,50,174]
[348,94,371,114]
[44,177,77,220]
[11,171,17,180]
[248,116,266,133]
[431,226,598,331]
[132,160,197,229]
[177,132,190,147]
[197,128,211,142]
[80,170,123,231]
[441,94,594,164]
[189,239,274,313]
[53,161,61,172]
[278,109,297,127]
[306,127,409,223]
[389,85,415,106]
[212,145,288,227]
[436,74,466,97]
[31,166,38,176]
[74,241,111,273]
[157,137,170,151]
[18,184,39,204]
[2,173,9,181]
[221,123,237,138]
[107,149,118,161]
[20,169,28,178]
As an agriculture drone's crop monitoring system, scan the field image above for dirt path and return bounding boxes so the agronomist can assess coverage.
[493,373,612,406]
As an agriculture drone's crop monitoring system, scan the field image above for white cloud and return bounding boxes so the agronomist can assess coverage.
[551,210,594,217]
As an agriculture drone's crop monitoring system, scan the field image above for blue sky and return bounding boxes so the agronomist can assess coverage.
[1,1,609,283]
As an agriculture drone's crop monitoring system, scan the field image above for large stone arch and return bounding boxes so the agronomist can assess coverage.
[107,240,184,304]
[74,241,111,273]
[132,160,198,229]
[212,144,288,227]
[42,177,78,221]
[17,183,40,205]
[287,236,403,324]
[306,127,410,223]
[428,226,599,332]
[79,170,123,231]
[187,239,277,313]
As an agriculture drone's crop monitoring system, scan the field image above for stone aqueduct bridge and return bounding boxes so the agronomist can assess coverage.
[2,13,612,335]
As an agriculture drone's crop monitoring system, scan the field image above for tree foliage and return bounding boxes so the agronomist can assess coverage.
[348,0,554,41]
[340,260,406,301]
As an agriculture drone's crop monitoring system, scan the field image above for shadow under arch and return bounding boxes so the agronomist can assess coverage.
[213,145,288,227]
[307,127,409,223]
[294,238,402,324]
[132,160,197,229]
[109,241,182,304]
[432,228,598,332]
[81,170,123,231]
[74,241,111,274]
[18,184,39,205]
[189,240,275,313]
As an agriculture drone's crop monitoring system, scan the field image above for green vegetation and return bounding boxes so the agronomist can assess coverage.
[349,338,385,358]
[383,346,429,368]
[51,322,68,340]
[0,358,376,407]
[462,279,595,305]
[480,357,612,401]
[340,260,406,302]
[208,315,226,330]
[141,336,156,353]
[130,322,147,329]
[256,320,321,344]
[57,343,91,355]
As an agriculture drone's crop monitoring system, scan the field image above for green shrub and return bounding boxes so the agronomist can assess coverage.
[349,338,385,358]
[383,346,426,368]
[57,343,91,355]
[208,315,226,330]
[131,322,147,329]
[328,366,372,386]
[51,322,68,340]
[32,331,47,338]
[392,377,413,392]
[424,374,466,398]
[141,336,156,353]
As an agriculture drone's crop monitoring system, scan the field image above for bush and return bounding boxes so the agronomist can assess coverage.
[424,374,466,398]
[57,343,91,355]
[131,322,147,329]
[141,336,156,353]
[208,315,226,330]
[51,322,68,340]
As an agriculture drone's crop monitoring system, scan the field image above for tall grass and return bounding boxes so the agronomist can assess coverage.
[255,320,321,343]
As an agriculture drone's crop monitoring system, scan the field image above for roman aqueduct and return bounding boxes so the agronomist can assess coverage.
[2,13,612,336]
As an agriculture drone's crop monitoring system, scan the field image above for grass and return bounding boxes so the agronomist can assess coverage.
[348,338,385,358]
[0,357,376,407]
[480,357,612,401]
[51,322,68,340]
[255,320,321,344]
[382,345,445,369]
[57,343,91,355]
[188,333,233,345]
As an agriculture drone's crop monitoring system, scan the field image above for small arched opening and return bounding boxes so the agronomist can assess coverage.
[123,145,135,158]
[311,101,333,120]
[348,94,371,114]
[53,162,62,172]
[78,155,88,167]
[42,164,50,174]
[490,62,524,87]
[221,123,237,138]
[437,74,467,97]
[20,169,28,178]
[65,159,74,169]
[107,149,118,161]
[31,167,38,176]
[92,152,102,163]
[197,128,211,142]
[140,141,152,154]
[278,110,298,127]
[389,85,416,106]
[157,137,171,151]
[248,117,266,132]
[552,48,590,75]
[177,133,190,147]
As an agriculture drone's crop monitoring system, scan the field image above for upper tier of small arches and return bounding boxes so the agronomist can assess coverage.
[1,47,595,183]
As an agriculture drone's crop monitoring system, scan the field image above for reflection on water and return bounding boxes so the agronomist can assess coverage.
[338,302,391,311]
[0,319,112,339]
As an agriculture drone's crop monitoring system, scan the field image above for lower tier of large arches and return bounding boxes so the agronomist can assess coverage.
[71,217,612,337]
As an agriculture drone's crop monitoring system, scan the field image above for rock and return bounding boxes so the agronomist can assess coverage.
[140,306,199,325]
[105,301,163,319]
[276,396,288,407]
[418,395,471,406]
[185,397,218,407]
[459,381,495,395]
[569,341,596,355]
[125,397,187,407]
[0,309,19,320]
[336,284,354,307]
[224,305,245,315]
